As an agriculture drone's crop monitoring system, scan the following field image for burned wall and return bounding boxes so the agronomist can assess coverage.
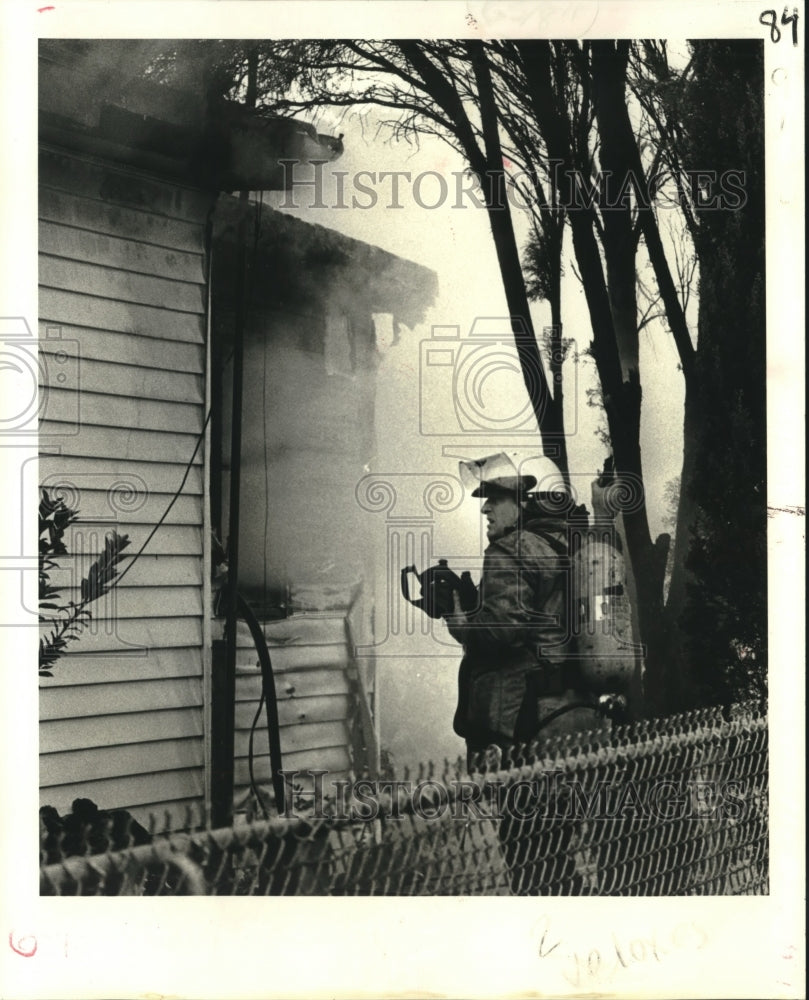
[212,196,436,615]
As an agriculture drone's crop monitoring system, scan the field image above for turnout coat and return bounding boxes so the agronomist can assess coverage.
[446,511,580,750]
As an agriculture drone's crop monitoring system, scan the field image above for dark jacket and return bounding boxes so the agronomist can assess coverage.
[447,510,574,745]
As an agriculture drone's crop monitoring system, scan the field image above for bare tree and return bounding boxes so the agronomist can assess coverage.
[144,38,763,714]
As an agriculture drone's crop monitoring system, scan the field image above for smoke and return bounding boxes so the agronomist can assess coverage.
[39,40,207,127]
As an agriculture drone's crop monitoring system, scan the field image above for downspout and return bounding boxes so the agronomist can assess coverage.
[211,48,258,829]
[202,205,215,826]
[211,200,249,829]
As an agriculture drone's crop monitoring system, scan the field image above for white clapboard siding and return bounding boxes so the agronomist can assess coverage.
[41,737,205,786]
[43,586,204,621]
[232,615,356,804]
[44,388,204,434]
[42,490,202,529]
[40,255,206,314]
[235,667,351,703]
[57,518,201,551]
[41,617,203,657]
[43,646,205,687]
[40,455,204,496]
[39,147,210,821]
[39,186,204,254]
[238,720,346,758]
[41,676,205,721]
[40,421,203,465]
[40,287,204,343]
[39,148,213,222]
[50,555,202,589]
[41,770,206,821]
[234,694,351,730]
[41,706,204,754]
[235,643,349,673]
[236,747,352,789]
[40,323,205,374]
[39,220,205,283]
[39,353,204,403]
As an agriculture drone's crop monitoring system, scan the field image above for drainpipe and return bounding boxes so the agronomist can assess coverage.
[210,205,249,829]
[211,48,258,829]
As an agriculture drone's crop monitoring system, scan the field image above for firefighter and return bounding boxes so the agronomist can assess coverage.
[444,452,603,894]
[445,452,596,768]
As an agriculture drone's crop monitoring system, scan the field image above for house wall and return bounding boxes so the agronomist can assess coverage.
[214,296,380,796]
[230,614,360,807]
[209,199,436,794]
[220,305,378,598]
[38,146,213,824]
[210,195,433,620]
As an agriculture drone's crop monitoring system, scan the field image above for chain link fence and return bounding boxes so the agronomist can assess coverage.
[40,702,767,896]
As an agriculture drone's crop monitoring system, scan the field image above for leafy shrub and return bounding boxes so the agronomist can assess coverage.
[39,489,131,676]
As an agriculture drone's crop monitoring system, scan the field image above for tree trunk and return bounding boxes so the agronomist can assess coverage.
[518,39,670,714]
[546,255,570,486]
[664,41,767,709]
[590,41,696,382]
[397,40,571,466]
[661,376,701,709]
[588,41,673,708]
[602,215,639,380]
[467,40,561,463]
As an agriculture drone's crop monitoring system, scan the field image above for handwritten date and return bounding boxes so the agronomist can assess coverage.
[535,914,708,988]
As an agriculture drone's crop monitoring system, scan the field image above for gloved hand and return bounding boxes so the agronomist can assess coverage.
[442,588,465,618]
[442,589,469,634]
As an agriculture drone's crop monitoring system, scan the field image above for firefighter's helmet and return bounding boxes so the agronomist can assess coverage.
[459,451,565,498]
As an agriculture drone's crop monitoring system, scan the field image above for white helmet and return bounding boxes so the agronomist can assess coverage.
[459,451,565,498]
[514,454,567,495]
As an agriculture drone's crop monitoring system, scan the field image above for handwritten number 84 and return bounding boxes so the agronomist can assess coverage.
[760,7,799,45]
